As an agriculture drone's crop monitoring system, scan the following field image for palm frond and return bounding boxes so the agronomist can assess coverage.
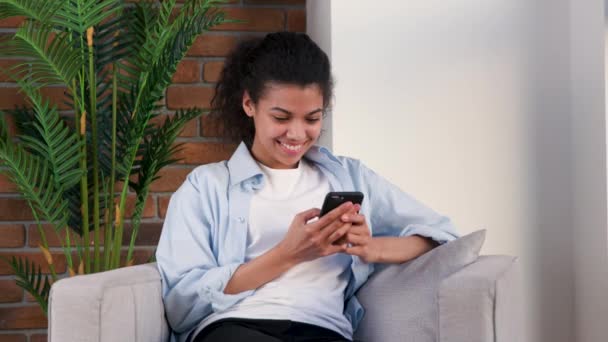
[53,0,123,34]
[0,111,8,140]
[114,0,225,195]
[0,115,71,230]
[2,21,81,90]
[7,106,88,235]
[0,256,51,315]
[64,185,85,235]
[125,108,201,258]
[0,0,62,22]
[131,108,202,194]
[115,1,158,94]
[9,106,37,139]
[156,0,177,33]
[18,90,82,189]
[145,4,225,104]
[115,2,224,147]
[94,14,131,73]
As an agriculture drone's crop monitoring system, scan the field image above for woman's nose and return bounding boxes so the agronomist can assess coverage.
[285,122,305,140]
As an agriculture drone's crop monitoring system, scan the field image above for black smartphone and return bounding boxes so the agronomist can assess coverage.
[319,191,364,217]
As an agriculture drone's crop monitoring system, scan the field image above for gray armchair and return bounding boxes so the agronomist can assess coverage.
[48,255,519,342]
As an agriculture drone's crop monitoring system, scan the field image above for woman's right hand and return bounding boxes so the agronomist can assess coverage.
[276,202,357,265]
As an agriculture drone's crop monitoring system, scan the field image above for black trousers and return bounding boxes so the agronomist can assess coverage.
[192,318,352,342]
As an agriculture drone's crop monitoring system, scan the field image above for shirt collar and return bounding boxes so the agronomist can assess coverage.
[227,142,343,187]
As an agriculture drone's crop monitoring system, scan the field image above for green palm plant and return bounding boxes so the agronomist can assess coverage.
[0,0,229,315]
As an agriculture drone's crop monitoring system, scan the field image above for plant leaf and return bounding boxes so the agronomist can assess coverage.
[52,0,123,34]
[0,255,51,315]
[0,113,71,229]
[0,0,62,22]
[1,21,81,91]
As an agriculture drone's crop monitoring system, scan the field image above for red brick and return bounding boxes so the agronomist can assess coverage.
[0,306,47,329]
[158,196,170,219]
[124,222,163,246]
[173,142,236,165]
[0,199,34,221]
[287,9,305,32]
[0,224,25,248]
[172,60,201,83]
[203,61,225,83]
[124,194,156,218]
[179,117,199,137]
[0,280,23,303]
[214,8,285,32]
[201,114,225,137]
[149,168,191,192]
[28,224,82,248]
[0,87,70,110]
[24,289,37,303]
[2,112,18,136]
[166,86,215,110]
[244,0,305,4]
[30,335,47,342]
[41,87,70,110]
[187,35,238,57]
[0,173,18,193]
[0,252,67,275]
[0,16,25,28]
[0,60,24,82]
[0,334,26,342]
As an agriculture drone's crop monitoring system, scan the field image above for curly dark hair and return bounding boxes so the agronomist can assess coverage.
[210,31,334,147]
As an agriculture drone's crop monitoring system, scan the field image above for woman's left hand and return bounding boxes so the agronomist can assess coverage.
[339,208,382,263]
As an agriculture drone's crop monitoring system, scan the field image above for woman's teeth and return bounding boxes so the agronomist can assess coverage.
[280,142,303,151]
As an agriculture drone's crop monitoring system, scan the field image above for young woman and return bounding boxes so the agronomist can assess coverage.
[156,32,459,342]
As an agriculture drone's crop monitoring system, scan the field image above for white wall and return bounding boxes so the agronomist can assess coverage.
[308,0,608,341]
[571,0,608,341]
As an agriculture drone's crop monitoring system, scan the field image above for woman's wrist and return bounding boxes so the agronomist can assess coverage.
[224,245,298,294]
[372,235,437,264]
[271,243,300,270]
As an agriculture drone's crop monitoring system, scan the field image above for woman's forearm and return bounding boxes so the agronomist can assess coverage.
[223,246,296,295]
[376,235,438,264]
[224,236,437,294]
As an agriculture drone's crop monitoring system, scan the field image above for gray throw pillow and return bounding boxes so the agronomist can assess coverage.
[353,230,486,342]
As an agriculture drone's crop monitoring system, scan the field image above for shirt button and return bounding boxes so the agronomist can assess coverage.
[237,217,245,223]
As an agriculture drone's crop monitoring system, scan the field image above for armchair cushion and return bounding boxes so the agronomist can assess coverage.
[48,263,169,342]
[353,229,486,342]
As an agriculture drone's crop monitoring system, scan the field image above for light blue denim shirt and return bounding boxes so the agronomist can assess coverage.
[156,142,459,342]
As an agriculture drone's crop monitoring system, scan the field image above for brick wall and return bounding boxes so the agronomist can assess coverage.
[0,1,306,340]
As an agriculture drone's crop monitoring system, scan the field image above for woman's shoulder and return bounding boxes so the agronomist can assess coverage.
[183,161,230,192]
[329,153,368,175]
[310,145,365,170]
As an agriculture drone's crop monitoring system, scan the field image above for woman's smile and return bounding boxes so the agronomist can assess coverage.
[277,140,306,155]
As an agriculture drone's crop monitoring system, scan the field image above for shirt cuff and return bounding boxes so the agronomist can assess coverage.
[399,223,458,245]
[197,262,255,312]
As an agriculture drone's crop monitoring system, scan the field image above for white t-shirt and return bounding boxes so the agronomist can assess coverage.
[193,159,353,339]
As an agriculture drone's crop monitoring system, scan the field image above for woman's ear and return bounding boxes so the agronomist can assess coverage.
[242,90,254,118]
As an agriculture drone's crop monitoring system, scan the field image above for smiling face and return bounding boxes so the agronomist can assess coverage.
[243,82,324,169]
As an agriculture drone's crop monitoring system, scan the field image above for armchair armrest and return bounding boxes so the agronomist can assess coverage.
[438,255,520,342]
[48,262,169,342]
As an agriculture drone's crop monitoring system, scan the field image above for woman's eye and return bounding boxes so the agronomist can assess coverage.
[306,118,320,123]
[273,117,289,122]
